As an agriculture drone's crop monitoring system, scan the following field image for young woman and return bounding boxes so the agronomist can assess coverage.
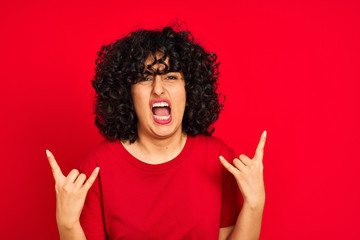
[47,26,266,240]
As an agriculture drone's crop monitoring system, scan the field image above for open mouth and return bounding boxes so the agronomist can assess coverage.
[151,100,172,123]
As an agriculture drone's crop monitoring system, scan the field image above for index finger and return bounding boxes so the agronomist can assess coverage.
[46,149,64,180]
[254,130,267,161]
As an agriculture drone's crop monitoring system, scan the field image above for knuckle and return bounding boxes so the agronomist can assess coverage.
[88,176,97,184]
[88,173,96,180]
[79,173,87,179]
[78,188,87,195]
[82,183,90,190]
[62,184,73,193]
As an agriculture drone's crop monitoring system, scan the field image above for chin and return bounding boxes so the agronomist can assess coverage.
[151,124,181,139]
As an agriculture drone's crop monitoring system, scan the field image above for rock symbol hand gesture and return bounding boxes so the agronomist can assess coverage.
[219,131,266,209]
[46,149,100,230]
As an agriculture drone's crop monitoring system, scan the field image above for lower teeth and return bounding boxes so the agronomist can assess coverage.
[154,115,170,120]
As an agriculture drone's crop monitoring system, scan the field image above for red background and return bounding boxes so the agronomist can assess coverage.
[1,0,359,239]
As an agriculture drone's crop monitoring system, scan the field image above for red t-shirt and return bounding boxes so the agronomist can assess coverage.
[79,135,243,240]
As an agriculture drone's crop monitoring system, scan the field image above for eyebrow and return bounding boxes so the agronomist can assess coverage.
[144,70,182,75]
[144,69,170,76]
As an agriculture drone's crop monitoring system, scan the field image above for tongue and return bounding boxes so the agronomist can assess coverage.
[153,107,170,116]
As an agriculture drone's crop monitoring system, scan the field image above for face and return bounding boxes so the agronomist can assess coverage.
[131,52,186,140]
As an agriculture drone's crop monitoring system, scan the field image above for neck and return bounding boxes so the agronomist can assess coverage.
[124,129,187,164]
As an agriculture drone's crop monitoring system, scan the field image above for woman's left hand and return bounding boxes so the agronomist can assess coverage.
[219,131,266,210]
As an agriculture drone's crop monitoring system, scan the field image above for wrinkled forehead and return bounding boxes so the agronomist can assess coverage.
[143,52,171,75]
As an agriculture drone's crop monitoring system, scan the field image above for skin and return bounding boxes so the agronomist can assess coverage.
[47,52,266,240]
[47,149,98,240]
[122,52,188,164]
[218,131,266,240]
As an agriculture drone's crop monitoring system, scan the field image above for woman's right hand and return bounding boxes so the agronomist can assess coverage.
[46,149,100,231]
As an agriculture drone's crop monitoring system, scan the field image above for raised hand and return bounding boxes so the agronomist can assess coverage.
[47,149,100,230]
[219,131,266,210]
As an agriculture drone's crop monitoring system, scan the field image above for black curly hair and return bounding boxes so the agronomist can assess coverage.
[92,26,224,143]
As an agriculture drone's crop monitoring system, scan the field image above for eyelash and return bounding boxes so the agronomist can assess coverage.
[166,75,178,80]
[141,75,178,81]
[142,77,152,81]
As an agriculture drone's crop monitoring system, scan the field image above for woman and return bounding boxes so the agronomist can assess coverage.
[47,26,266,240]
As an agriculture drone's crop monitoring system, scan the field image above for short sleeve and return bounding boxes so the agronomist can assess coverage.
[79,153,108,240]
[220,145,244,228]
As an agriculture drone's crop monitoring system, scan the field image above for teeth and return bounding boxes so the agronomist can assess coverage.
[154,115,171,120]
[153,102,169,108]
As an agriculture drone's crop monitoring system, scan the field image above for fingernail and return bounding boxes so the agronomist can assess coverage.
[95,167,100,172]
[219,156,224,160]
[46,149,51,158]
[263,130,267,138]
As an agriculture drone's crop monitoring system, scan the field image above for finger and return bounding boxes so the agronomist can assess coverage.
[46,149,64,180]
[82,167,100,191]
[219,156,239,176]
[66,169,80,183]
[239,154,251,166]
[254,130,267,161]
[233,158,248,173]
[73,173,86,189]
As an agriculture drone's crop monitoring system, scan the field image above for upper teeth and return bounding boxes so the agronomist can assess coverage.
[153,102,169,108]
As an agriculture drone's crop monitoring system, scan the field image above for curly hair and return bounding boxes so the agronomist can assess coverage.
[92,26,224,143]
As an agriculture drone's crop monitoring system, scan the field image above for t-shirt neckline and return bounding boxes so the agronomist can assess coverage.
[114,135,195,171]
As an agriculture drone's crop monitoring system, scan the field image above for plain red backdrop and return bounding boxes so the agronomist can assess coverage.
[1,0,359,239]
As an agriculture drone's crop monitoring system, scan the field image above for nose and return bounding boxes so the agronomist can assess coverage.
[152,75,165,96]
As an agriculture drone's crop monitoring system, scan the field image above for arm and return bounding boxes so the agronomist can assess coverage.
[219,131,266,240]
[225,203,264,240]
[219,203,264,240]
[58,222,86,240]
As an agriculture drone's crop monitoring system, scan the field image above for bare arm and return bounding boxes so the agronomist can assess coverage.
[219,131,266,240]
[219,203,264,240]
[226,204,264,240]
[219,226,234,240]
[58,222,87,240]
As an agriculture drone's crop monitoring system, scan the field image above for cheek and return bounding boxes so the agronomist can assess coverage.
[131,88,146,114]
[175,89,187,112]
[181,86,187,106]
[134,98,147,114]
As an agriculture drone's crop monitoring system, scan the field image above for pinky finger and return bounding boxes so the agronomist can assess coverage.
[219,156,239,176]
[82,167,100,191]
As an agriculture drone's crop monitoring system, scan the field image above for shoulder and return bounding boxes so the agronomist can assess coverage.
[79,140,120,176]
[192,134,231,148]
[191,134,236,158]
